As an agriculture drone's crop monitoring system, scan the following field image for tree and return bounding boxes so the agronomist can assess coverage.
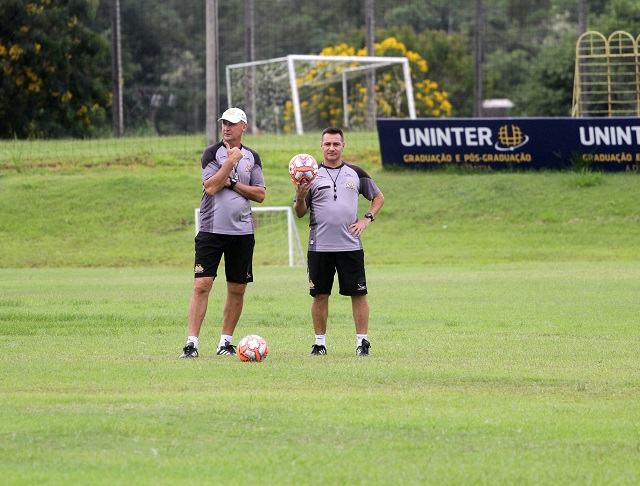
[511,35,576,116]
[116,0,207,134]
[0,0,111,138]
[596,0,640,35]
[382,0,468,34]
[376,27,474,116]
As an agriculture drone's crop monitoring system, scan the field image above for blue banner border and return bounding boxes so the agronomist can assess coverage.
[377,117,640,172]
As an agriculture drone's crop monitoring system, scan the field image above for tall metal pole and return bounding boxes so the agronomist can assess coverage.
[110,0,123,137]
[577,0,588,116]
[206,0,219,145]
[578,0,586,34]
[244,0,256,133]
[365,0,376,129]
[473,0,484,117]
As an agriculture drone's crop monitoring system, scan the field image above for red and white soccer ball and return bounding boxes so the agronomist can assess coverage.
[237,334,269,362]
[289,153,318,185]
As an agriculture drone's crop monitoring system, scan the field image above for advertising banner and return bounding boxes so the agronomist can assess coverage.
[376,117,640,171]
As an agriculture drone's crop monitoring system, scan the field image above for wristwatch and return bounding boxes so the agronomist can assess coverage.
[364,212,374,222]
[228,177,238,189]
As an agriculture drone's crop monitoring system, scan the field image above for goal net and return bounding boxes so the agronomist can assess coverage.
[226,54,416,135]
[195,206,305,267]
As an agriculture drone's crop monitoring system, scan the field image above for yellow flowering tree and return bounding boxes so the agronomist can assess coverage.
[0,0,111,138]
[283,37,452,132]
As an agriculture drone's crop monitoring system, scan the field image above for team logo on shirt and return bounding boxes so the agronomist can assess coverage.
[346,181,357,191]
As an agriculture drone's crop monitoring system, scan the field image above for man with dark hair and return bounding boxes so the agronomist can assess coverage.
[293,127,384,356]
[180,108,266,358]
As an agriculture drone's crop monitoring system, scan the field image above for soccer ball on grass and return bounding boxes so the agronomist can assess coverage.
[237,334,269,362]
[288,153,318,185]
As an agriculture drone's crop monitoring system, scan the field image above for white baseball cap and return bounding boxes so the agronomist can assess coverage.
[218,108,247,124]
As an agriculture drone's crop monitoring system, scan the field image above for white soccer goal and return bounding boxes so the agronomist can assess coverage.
[195,206,305,267]
[226,54,416,135]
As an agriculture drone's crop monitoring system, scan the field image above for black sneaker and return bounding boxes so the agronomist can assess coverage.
[180,343,199,358]
[356,339,371,356]
[216,341,237,355]
[309,344,327,355]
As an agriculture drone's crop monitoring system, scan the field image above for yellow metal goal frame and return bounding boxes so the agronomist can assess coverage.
[572,31,640,117]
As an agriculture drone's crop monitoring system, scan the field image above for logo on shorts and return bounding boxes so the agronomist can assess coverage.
[194,264,204,274]
[309,280,315,289]
[357,283,367,291]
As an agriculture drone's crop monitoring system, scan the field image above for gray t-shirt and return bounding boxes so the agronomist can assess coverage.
[301,162,381,252]
[199,141,266,235]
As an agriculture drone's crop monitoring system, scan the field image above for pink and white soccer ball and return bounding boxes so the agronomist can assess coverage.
[289,153,318,185]
[237,334,269,362]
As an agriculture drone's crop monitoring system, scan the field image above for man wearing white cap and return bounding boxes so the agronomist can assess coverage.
[180,108,266,358]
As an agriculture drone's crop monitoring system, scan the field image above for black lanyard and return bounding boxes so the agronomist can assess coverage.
[324,165,343,201]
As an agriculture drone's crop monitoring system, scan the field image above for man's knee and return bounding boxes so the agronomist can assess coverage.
[194,277,214,295]
[227,282,247,297]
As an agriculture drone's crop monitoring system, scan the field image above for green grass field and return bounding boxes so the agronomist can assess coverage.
[1,133,640,484]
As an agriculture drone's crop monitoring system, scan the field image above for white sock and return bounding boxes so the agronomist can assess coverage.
[315,334,326,346]
[357,334,368,346]
[219,334,233,348]
[187,336,199,348]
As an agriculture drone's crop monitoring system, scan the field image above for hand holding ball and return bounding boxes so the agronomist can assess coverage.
[289,154,318,185]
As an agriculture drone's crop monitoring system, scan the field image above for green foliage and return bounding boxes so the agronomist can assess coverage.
[569,168,604,187]
[117,0,207,135]
[597,0,640,35]
[483,48,530,99]
[0,0,111,138]
[510,35,576,117]
[382,0,464,32]
[380,27,474,116]
[1,0,639,137]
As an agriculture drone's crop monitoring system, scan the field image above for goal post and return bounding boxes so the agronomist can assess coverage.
[195,206,305,267]
[225,54,416,135]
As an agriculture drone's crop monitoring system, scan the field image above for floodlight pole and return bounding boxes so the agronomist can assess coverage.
[365,0,376,129]
[110,0,123,137]
[578,0,588,116]
[244,0,256,134]
[473,0,484,117]
[206,0,220,145]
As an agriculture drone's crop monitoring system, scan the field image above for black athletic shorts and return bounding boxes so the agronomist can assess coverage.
[307,250,367,296]
[194,232,255,283]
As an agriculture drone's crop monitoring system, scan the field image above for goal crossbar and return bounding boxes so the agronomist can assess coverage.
[226,54,416,134]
